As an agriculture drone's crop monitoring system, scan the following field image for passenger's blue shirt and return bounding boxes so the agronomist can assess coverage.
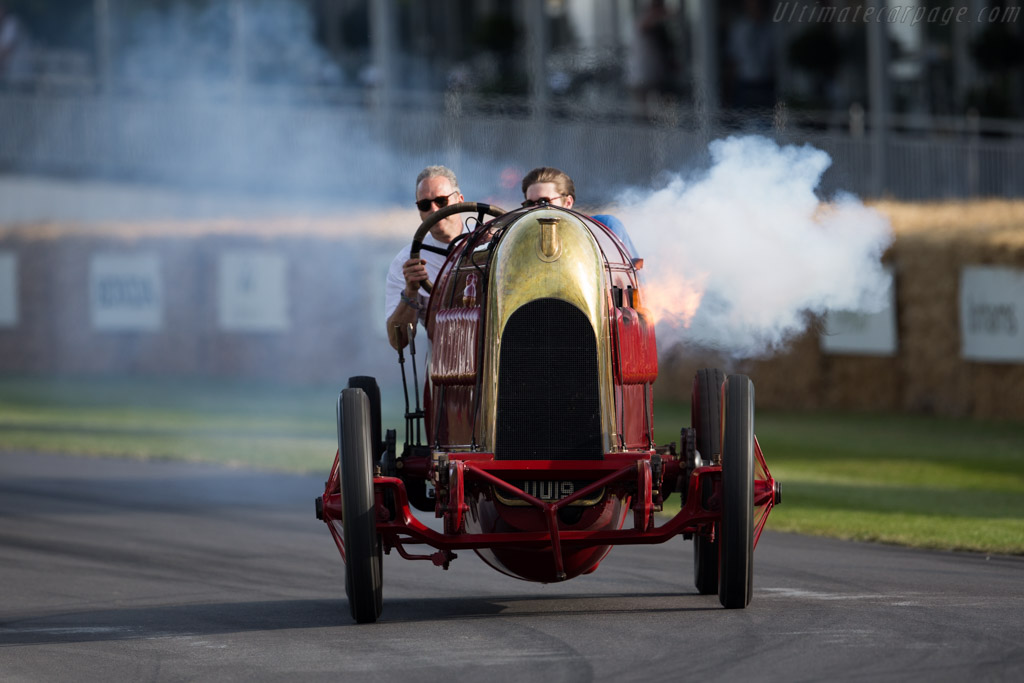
[592,214,639,260]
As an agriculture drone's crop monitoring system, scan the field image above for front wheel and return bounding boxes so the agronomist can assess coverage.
[339,387,383,623]
[692,368,725,594]
[718,375,755,609]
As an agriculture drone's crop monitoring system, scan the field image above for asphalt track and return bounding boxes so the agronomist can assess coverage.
[2,451,1022,682]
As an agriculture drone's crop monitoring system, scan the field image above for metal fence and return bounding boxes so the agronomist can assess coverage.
[1,90,1022,204]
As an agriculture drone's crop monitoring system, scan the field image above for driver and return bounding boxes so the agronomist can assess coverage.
[521,167,639,259]
[385,165,465,350]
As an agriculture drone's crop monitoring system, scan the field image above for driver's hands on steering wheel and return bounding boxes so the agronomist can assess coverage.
[409,202,507,295]
[401,257,429,297]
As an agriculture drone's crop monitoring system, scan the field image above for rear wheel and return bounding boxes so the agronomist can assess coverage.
[718,375,755,609]
[692,368,724,595]
[339,387,383,623]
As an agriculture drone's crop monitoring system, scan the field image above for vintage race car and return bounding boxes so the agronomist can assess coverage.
[315,201,780,623]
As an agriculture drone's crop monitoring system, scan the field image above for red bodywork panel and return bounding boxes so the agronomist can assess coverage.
[428,307,480,445]
[430,307,479,386]
[611,307,658,385]
[610,305,658,449]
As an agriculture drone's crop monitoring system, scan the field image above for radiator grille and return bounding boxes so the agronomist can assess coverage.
[495,298,603,460]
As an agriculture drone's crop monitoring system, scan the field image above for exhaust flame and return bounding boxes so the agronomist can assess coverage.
[641,271,707,329]
[618,135,893,357]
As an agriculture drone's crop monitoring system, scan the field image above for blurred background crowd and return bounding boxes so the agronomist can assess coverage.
[1,0,1022,202]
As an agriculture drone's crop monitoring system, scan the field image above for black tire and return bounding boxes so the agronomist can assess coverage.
[347,376,382,460]
[718,375,755,609]
[339,387,383,623]
[692,368,724,595]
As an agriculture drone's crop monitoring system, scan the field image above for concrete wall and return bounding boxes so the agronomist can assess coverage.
[0,223,408,389]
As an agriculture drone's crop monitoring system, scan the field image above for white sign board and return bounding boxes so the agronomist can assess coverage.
[218,250,289,332]
[0,251,17,327]
[90,253,163,331]
[960,266,1024,362]
[821,272,898,356]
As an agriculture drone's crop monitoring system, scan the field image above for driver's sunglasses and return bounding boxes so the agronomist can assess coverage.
[521,195,566,208]
[416,191,458,212]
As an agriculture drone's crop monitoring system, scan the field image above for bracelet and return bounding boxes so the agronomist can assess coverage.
[400,292,422,310]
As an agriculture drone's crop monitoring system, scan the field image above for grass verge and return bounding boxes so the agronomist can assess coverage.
[0,376,346,472]
[655,401,1024,555]
[2,377,1023,554]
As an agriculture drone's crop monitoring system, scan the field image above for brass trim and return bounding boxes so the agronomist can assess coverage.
[537,217,561,261]
[477,209,617,453]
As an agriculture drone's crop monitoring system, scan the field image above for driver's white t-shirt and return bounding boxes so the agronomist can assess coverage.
[384,232,452,323]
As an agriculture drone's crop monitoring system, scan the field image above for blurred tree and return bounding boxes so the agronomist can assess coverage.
[3,0,94,49]
[971,22,1024,72]
[787,23,843,109]
[471,10,525,95]
[337,1,368,50]
[969,22,1024,118]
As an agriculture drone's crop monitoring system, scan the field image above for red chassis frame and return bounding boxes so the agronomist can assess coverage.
[321,438,779,580]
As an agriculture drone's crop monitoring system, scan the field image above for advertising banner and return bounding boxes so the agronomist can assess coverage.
[960,266,1024,362]
[0,251,16,327]
[90,253,163,331]
[218,250,289,332]
[821,270,898,356]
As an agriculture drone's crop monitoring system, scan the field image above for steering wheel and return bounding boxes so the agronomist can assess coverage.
[411,201,506,293]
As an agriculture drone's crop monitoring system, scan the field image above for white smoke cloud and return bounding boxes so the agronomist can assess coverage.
[618,135,893,357]
[3,0,494,217]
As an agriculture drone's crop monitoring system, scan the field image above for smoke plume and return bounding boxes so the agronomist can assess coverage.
[618,135,893,357]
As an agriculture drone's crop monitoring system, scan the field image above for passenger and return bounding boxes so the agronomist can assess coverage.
[385,165,465,350]
[521,167,639,259]
[520,166,577,210]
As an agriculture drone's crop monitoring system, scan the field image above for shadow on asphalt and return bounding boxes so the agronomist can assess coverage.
[383,592,722,623]
[1,593,720,644]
